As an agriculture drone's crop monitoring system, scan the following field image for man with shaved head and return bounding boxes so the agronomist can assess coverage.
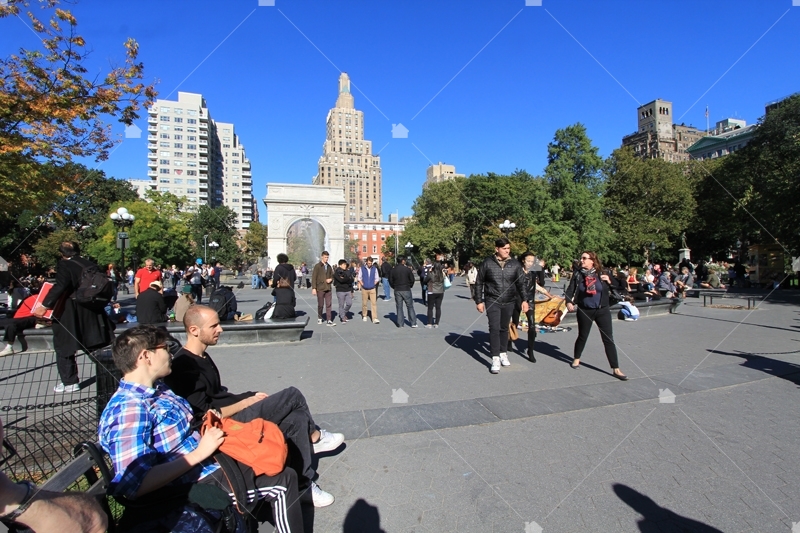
[164,305,344,508]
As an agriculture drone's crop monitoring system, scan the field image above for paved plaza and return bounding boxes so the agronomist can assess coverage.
[166,280,800,531]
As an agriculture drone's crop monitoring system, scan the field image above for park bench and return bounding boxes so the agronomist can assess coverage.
[702,293,759,309]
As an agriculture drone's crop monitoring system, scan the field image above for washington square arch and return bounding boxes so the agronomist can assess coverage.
[264,183,346,266]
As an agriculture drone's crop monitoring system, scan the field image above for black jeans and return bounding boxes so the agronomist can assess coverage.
[574,306,619,368]
[526,309,536,354]
[485,300,514,357]
[231,387,316,488]
[191,283,203,304]
[426,293,443,325]
[3,316,36,347]
[395,290,416,327]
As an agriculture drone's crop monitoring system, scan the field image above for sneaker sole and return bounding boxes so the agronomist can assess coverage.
[313,435,345,454]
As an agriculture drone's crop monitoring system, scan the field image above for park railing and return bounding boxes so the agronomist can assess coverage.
[0,348,120,483]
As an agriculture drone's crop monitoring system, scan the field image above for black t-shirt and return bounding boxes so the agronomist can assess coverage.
[164,347,254,422]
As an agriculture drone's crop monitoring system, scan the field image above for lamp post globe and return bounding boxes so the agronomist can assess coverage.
[110,207,135,281]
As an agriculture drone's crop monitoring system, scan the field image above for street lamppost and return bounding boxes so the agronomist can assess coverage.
[203,234,209,264]
[109,207,135,280]
[209,241,219,262]
[499,219,516,236]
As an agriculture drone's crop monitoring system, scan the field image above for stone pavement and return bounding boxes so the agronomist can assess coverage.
[202,279,800,531]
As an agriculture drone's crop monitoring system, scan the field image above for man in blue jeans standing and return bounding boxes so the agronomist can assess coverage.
[390,257,417,327]
[380,257,393,301]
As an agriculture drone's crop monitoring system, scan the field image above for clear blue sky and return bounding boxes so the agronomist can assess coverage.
[3,0,798,223]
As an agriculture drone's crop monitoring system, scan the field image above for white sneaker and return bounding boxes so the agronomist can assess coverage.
[499,352,511,367]
[54,382,80,393]
[311,482,334,508]
[326,320,336,327]
[317,319,324,325]
[0,344,14,357]
[490,357,500,374]
[363,317,368,322]
[411,324,418,328]
[313,429,345,454]
[372,319,380,324]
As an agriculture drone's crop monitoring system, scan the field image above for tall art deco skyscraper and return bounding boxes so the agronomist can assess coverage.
[313,73,382,222]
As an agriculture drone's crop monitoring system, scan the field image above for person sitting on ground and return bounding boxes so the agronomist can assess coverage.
[0,419,107,533]
[99,325,305,532]
[173,284,195,322]
[674,266,694,298]
[164,306,344,509]
[700,270,725,289]
[271,277,297,319]
[135,280,168,325]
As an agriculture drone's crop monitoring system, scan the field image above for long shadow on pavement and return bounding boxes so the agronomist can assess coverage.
[533,340,614,377]
[706,349,800,387]
[613,483,723,532]
[444,331,491,369]
[343,498,386,532]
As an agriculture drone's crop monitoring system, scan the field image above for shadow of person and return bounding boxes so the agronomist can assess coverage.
[535,340,616,377]
[444,331,492,369]
[343,498,386,533]
[613,483,723,532]
[706,349,800,387]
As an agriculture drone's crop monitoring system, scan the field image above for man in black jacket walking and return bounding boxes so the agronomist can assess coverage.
[475,237,529,374]
[390,257,417,328]
[33,241,114,392]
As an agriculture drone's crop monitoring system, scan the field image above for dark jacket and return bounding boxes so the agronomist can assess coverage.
[475,256,528,305]
[272,263,296,287]
[271,287,296,319]
[165,348,255,424]
[389,264,415,292]
[135,288,168,324]
[565,269,611,308]
[311,262,334,292]
[380,261,393,278]
[42,256,114,353]
[333,267,354,291]
[423,263,446,294]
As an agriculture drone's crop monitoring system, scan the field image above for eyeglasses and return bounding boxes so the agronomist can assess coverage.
[148,344,171,358]
[580,256,591,260]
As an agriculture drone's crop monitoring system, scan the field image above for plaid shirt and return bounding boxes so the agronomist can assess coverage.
[98,379,219,499]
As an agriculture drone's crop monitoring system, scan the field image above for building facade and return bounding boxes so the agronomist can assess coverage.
[424,162,465,188]
[313,73,382,223]
[346,219,407,260]
[687,118,758,161]
[142,92,255,229]
[621,99,707,162]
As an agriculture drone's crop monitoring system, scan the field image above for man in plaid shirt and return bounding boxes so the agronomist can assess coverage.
[98,325,304,532]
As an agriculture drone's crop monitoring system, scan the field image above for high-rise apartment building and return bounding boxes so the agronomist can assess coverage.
[313,73,382,222]
[143,92,255,229]
[424,162,465,188]
[621,99,706,162]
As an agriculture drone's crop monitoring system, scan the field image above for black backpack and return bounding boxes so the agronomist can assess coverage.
[254,301,273,321]
[73,258,114,307]
[209,286,237,321]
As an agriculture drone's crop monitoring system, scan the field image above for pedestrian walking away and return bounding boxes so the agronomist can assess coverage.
[357,257,381,323]
[380,257,393,301]
[424,256,447,328]
[312,252,335,325]
[333,259,355,323]
[474,238,529,374]
[564,251,628,380]
[390,257,417,327]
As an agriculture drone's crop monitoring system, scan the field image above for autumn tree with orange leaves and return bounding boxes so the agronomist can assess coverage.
[0,0,158,217]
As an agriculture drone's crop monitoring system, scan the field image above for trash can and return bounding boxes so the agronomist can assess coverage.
[94,347,121,421]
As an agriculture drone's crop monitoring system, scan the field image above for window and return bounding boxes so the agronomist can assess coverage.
[173,117,183,123]
[174,161,183,166]
[174,134,183,140]
[187,188,197,194]
[372,245,377,253]
[160,142,170,147]
[222,143,231,148]
[381,236,385,241]
[161,187,170,192]
[232,152,239,157]
[187,144,196,150]
[362,233,367,240]
[372,234,377,241]
[173,152,183,157]
[232,160,240,164]
[173,143,183,148]
[160,133,170,139]
[174,178,183,184]
[187,153,196,158]
[232,182,239,187]
[160,151,171,157]
[187,179,197,185]
[187,110,197,116]
[188,135,196,141]
[159,178,170,183]
[160,116,170,122]
[173,127,183,132]
[232,199,239,203]
[222,136,230,141]
[159,169,170,174]
[187,127,197,133]
[173,108,183,114]
[362,245,367,253]
[160,106,171,113]
[187,170,197,176]
[187,161,197,167]
[160,125,170,131]
[159,159,169,164]
[187,118,197,124]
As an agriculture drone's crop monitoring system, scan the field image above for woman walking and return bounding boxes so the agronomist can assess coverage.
[424,256,446,328]
[564,251,628,380]
[512,252,555,361]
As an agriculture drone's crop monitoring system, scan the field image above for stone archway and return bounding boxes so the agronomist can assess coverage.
[264,183,345,267]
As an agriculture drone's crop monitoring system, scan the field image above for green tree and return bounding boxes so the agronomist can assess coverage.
[0,0,157,217]
[189,205,242,267]
[242,221,268,264]
[407,178,467,266]
[31,227,81,270]
[604,148,696,265]
[544,123,610,259]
